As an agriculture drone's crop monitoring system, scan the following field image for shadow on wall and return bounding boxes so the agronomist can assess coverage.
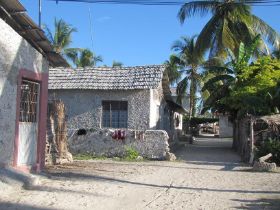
[0,36,45,165]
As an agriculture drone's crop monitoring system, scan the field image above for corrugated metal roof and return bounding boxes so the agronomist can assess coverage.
[0,0,69,67]
[49,65,165,90]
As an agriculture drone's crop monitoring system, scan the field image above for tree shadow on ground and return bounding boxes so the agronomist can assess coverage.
[27,185,106,197]
[75,160,249,173]
[0,202,51,210]
[45,171,280,195]
[232,198,280,209]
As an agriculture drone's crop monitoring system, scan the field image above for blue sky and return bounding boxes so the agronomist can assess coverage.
[20,0,280,66]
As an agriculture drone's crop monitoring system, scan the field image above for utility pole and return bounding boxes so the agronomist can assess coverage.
[39,0,42,28]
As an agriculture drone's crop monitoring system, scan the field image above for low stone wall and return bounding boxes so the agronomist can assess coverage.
[68,129,170,159]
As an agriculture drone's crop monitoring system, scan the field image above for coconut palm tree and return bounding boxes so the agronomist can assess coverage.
[44,18,77,55]
[178,0,279,57]
[67,48,103,68]
[171,35,204,117]
[164,54,182,86]
[112,61,124,67]
[272,44,280,59]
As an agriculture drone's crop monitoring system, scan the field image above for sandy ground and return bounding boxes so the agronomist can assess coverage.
[1,137,280,210]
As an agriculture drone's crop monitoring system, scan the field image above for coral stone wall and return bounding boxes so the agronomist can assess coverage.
[68,129,170,159]
[49,89,151,130]
[0,18,48,166]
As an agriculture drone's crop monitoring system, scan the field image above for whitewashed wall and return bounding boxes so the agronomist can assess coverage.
[0,18,48,166]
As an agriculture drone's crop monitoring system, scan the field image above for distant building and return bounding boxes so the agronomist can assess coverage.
[48,65,187,146]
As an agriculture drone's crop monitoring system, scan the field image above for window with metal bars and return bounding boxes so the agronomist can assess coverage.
[19,80,40,122]
[102,101,128,128]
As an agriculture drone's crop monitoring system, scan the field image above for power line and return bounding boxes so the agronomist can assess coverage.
[47,0,280,6]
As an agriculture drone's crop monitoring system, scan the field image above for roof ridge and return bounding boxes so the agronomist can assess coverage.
[50,64,165,71]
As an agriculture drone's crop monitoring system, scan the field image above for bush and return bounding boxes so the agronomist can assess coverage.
[255,138,280,165]
[124,146,139,160]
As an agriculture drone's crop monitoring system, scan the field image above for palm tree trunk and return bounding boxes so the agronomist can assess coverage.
[189,67,197,118]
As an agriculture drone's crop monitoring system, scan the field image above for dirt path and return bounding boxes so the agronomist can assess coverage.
[1,137,280,210]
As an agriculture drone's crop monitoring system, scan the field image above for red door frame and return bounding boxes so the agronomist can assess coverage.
[13,69,48,172]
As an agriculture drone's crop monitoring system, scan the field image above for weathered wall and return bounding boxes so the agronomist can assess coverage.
[0,18,48,166]
[49,89,151,131]
[149,84,182,142]
[69,129,169,159]
[219,115,233,137]
[149,82,165,129]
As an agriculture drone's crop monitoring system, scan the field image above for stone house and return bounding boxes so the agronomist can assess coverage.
[0,0,67,172]
[48,66,186,158]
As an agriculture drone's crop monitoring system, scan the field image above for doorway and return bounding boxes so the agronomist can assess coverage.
[18,80,40,166]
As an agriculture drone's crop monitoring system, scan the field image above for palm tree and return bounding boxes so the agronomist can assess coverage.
[44,18,77,55]
[178,0,279,57]
[201,35,261,149]
[272,44,280,59]
[201,35,261,115]
[112,61,124,67]
[171,35,204,117]
[67,48,103,68]
[164,54,182,86]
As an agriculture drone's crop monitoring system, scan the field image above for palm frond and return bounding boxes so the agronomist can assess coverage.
[176,76,189,104]
[64,48,80,65]
[195,14,220,56]
[178,1,219,24]
[43,24,54,44]
[164,54,182,84]
[202,74,234,92]
[251,15,280,47]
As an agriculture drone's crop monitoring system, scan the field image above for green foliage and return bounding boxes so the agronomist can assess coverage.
[178,1,279,58]
[169,35,205,117]
[123,146,139,160]
[223,57,280,117]
[44,18,103,68]
[66,48,103,68]
[164,54,182,85]
[112,60,124,67]
[44,18,77,54]
[255,138,280,165]
[201,36,280,117]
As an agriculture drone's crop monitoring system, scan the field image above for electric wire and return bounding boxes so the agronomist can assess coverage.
[47,0,280,6]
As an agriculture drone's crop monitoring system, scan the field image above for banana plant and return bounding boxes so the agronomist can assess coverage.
[201,34,261,114]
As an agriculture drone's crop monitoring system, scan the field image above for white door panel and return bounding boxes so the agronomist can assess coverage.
[18,80,40,166]
[18,123,38,165]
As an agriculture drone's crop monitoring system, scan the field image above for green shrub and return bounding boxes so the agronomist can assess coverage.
[124,146,139,160]
[255,138,280,165]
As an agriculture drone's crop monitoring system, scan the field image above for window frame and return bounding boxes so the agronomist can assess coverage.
[102,100,128,128]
